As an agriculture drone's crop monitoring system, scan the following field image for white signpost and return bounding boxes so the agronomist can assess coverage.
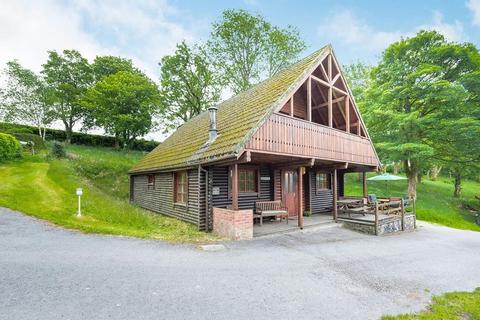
[76,188,83,217]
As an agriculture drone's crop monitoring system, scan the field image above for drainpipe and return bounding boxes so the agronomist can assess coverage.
[199,165,210,231]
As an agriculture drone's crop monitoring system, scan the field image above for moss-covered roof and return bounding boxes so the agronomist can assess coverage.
[130,46,330,174]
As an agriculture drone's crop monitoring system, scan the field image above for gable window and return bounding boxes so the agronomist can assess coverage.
[316,172,330,192]
[239,169,257,193]
[174,171,188,204]
[147,174,155,189]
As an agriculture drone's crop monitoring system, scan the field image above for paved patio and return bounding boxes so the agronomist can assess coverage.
[253,213,333,237]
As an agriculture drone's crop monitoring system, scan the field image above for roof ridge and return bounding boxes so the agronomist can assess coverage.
[129,45,331,174]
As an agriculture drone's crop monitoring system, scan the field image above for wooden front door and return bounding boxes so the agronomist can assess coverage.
[282,170,298,217]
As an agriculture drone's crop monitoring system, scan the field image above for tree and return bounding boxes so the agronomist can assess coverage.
[0,61,54,139]
[80,71,160,149]
[208,9,306,94]
[41,50,93,143]
[363,31,480,198]
[342,62,372,108]
[92,56,136,81]
[159,41,223,130]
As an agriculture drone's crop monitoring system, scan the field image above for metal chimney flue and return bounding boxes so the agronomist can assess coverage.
[208,106,218,142]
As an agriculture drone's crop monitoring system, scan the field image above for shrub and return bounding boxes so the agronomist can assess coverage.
[50,141,66,158]
[0,133,22,161]
[0,122,159,151]
[11,133,47,150]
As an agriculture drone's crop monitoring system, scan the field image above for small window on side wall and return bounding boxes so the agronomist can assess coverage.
[239,168,258,193]
[147,174,155,189]
[316,172,329,192]
[174,171,188,204]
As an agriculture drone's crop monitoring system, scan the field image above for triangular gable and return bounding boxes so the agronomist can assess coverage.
[239,47,380,167]
[130,46,330,174]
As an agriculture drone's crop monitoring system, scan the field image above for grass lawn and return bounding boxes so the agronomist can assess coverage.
[0,145,219,243]
[344,173,480,232]
[383,288,480,319]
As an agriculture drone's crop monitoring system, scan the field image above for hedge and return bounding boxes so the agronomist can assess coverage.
[0,122,159,151]
[0,133,22,161]
[11,133,47,150]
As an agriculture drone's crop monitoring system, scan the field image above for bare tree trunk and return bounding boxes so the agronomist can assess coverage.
[404,160,417,199]
[393,161,401,175]
[430,165,442,181]
[65,127,72,144]
[417,173,422,184]
[453,171,462,198]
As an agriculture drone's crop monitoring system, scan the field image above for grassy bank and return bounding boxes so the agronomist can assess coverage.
[0,146,218,242]
[345,173,480,232]
[383,288,480,319]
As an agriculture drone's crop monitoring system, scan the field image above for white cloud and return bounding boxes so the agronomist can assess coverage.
[418,11,466,42]
[0,0,196,79]
[71,0,195,79]
[0,0,109,72]
[317,10,405,53]
[317,9,466,57]
[467,0,480,26]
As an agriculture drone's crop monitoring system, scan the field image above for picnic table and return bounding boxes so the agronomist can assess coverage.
[337,198,369,216]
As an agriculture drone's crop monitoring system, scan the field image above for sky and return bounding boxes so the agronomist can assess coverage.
[1,0,480,140]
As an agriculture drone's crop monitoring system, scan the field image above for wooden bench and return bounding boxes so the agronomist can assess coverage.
[255,201,288,226]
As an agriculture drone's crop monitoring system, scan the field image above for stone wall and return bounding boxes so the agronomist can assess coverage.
[342,214,416,236]
[342,221,376,235]
[212,207,253,240]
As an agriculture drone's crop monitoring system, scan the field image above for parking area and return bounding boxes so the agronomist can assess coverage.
[1,207,480,320]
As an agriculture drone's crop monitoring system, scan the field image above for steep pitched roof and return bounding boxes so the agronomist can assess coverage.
[130,46,330,174]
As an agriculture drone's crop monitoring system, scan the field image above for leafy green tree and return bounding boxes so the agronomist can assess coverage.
[364,31,480,198]
[41,49,93,143]
[92,56,136,81]
[81,71,160,149]
[342,62,372,108]
[159,41,223,130]
[208,9,306,94]
[0,61,54,140]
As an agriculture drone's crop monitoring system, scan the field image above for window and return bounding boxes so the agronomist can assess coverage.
[147,175,155,189]
[239,169,257,193]
[316,173,329,191]
[174,171,188,204]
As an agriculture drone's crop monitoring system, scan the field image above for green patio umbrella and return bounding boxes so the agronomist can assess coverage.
[367,173,407,197]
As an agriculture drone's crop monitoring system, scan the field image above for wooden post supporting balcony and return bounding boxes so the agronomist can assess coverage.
[232,163,238,210]
[332,169,338,222]
[290,95,294,117]
[362,171,367,198]
[328,87,333,127]
[345,96,350,133]
[307,77,312,121]
[298,166,304,229]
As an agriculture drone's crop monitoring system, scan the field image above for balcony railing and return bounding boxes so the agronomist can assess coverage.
[245,113,378,166]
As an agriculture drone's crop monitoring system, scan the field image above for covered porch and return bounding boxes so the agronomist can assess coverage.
[208,150,378,239]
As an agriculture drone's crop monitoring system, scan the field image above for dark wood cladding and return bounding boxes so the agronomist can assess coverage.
[307,169,344,214]
[246,113,378,166]
[309,170,333,213]
[131,170,200,226]
[210,165,273,212]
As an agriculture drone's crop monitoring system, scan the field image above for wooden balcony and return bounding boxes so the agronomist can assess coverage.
[245,113,378,166]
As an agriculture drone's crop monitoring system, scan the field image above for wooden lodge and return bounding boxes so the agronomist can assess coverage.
[129,46,389,239]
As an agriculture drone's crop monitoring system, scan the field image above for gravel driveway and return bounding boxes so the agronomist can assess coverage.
[1,207,480,320]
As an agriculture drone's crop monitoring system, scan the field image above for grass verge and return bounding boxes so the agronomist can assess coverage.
[382,288,480,319]
[0,149,218,243]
